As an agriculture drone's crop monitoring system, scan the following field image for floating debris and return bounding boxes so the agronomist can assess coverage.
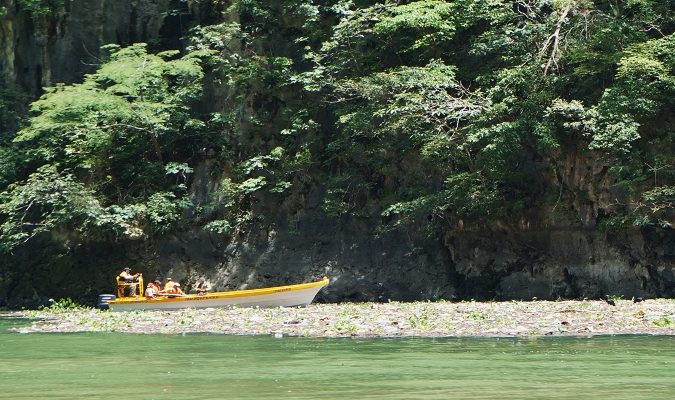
[10,299,675,338]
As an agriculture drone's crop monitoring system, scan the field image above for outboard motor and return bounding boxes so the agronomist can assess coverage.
[98,294,116,310]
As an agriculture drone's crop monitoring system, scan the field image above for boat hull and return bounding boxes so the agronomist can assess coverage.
[105,277,329,312]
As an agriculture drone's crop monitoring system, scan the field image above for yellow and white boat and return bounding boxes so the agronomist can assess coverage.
[102,277,329,312]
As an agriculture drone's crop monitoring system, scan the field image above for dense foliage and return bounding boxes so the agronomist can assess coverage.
[3,0,675,252]
[0,44,203,249]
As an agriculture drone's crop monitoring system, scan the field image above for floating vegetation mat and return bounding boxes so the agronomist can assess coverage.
[14,299,675,338]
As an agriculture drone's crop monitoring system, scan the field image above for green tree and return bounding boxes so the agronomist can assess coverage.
[295,0,675,231]
[0,44,205,251]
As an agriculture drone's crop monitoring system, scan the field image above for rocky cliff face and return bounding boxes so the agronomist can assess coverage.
[3,179,675,309]
[1,0,675,308]
[0,0,171,96]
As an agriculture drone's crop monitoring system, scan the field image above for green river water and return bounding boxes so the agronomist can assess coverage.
[0,317,673,399]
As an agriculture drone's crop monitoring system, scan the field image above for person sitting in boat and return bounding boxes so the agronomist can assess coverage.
[164,278,176,292]
[166,282,185,296]
[145,282,159,299]
[151,280,162,293]
[190,276,212,295]
[119,267,140,297]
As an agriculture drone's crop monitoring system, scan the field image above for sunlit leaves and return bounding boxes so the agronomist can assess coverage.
[15,82,130,169]
[0,164,193,250]
[321,59,471,219]
[8,0,675,250]
[16,0,65,16]
[334,60,483,165]
[0,166,100,251]
[373,0,458,53]
[584,112,640,153]
[0,44,205,250]
[239,176,267,194]
[15,43,203,185]
[584,34,675,153]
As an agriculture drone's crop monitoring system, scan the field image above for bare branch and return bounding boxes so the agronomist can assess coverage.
[539,3,572,75]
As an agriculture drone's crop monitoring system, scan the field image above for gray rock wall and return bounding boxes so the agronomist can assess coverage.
[0,0,170,96]
[135,210,675,307]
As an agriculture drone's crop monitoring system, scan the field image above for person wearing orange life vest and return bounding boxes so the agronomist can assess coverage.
[164,278,176,292]
[150,280,162,294]
[167,282,185,295]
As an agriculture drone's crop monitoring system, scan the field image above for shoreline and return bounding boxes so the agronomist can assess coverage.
[8,299,675,338]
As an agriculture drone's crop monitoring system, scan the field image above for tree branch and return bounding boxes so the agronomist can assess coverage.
[539,3,571,75]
